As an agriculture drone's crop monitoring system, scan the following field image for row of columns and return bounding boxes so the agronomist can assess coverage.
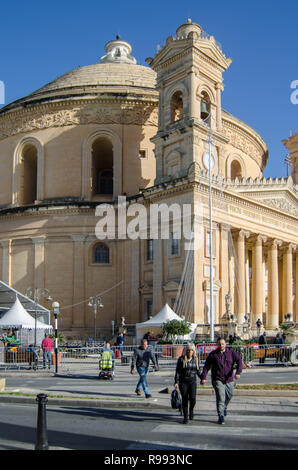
[233,229,297,329]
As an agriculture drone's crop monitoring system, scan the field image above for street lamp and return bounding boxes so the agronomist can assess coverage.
[202,112,215,342]
[25,288,52,347]
[88,296,104,343]
[52,301,60,374]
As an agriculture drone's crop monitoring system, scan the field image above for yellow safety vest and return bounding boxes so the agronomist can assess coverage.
[100,350,113,369]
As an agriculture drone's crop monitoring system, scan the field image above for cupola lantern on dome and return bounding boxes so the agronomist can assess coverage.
[99,36,137,64]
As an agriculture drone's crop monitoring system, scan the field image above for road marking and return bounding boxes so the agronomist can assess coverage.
[153,423,298,438]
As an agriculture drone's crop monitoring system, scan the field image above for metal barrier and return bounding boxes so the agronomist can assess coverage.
[0,343,297,371]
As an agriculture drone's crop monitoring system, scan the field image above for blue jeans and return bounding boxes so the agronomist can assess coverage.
[136,367,150,395]
[43,351,51,369]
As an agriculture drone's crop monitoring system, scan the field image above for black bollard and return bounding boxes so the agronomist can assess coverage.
[35,393,49,450]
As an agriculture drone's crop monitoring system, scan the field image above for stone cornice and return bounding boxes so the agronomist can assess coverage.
[0,98,159,140]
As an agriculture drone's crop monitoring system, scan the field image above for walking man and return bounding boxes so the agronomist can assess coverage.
[41,333,54,370]
[131,339,158,398]
[201,337,243,424]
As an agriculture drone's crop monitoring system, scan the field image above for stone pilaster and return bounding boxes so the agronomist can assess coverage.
[153,238,163,315]
[0,240,11,285]
[71,235,86,327]
[32,237,46,289]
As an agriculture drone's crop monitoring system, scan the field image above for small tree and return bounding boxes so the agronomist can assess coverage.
[162,319,192,343]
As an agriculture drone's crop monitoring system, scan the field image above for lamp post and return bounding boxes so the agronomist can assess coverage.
[88,296,104,343]
[25,288,52,347]
[202,115,215,342]
[52,301,60,374]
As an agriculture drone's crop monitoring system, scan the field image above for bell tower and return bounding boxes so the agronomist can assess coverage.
[148,19,232,184]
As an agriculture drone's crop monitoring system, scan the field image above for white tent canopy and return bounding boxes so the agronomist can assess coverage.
[136,303,197,342]
[0,297,52,330]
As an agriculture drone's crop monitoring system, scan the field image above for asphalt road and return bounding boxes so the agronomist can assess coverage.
[0,399,298,451]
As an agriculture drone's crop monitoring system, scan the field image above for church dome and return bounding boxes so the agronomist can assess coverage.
[0,37,157,114]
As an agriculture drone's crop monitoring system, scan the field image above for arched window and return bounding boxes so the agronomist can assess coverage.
[94,243,110,264]
[20,144,38,205]
[200,91,211,125]
[231,160,242,180]
[170,91,183,122]
[91,138,113,196]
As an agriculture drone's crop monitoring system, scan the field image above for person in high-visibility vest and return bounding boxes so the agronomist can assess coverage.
[100,342,115,370]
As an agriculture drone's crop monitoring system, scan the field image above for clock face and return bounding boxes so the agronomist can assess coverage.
[203,152,215,170]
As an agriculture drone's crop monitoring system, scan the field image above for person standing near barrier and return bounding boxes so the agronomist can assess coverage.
[274,333,285,363]
[41,333,54,370]
[201,337,243,425]
[258,331,267,364]
[174,343,201,424]
[131,339,158,398]
[116,332,125,358]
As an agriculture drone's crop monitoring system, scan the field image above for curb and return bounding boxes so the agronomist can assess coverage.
[0,395,170,409]
[0,388,297,409]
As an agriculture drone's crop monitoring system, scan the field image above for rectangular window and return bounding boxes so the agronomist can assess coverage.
[139,150,146,159]
[146,239,153,261]
[170,231,179,256]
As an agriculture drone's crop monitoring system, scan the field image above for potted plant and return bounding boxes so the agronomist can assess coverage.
[162,319,192,358]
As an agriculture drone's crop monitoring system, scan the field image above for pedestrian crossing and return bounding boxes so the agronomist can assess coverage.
[127,410,298,450]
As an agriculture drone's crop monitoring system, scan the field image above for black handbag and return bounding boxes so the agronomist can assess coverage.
[171,388,182,414]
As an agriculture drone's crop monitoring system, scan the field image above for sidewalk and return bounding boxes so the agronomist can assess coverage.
[0,363,297,408]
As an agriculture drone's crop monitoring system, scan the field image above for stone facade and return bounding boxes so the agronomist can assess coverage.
[0,23,297,340]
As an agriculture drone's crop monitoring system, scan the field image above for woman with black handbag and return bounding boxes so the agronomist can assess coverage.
[174,343,201,424]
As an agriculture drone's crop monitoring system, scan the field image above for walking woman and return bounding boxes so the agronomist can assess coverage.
[174,343,201,424]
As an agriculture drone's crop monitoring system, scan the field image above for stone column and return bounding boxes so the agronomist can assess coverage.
[235,230,250,325]
[252,235,267,324]
[267,239,282,329]
[189,68,198,120]
[219,224,229,319]
[71,235,86,328]
[1,240,11,285]
[282,243,295,319]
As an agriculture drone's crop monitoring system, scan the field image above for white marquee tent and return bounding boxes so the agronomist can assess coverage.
[0,297,52,345]
[136,303,197,343]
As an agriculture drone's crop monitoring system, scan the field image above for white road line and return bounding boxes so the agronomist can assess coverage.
[152,424,298,438]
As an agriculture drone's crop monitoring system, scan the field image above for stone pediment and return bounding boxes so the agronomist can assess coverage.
[196,39,232,69]
[247,193,298,217]
[225,176,298,217]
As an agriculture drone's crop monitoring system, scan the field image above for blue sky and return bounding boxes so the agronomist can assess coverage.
[0,0,297,178]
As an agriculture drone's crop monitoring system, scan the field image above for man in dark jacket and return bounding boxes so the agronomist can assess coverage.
[116,332,125,358]
[201,337,243,424]
[131,339,158,398]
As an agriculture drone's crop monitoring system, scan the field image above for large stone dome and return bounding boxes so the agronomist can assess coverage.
[0,37,157,114]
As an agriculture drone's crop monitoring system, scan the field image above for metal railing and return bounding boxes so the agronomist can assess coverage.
[0,343,297,371]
